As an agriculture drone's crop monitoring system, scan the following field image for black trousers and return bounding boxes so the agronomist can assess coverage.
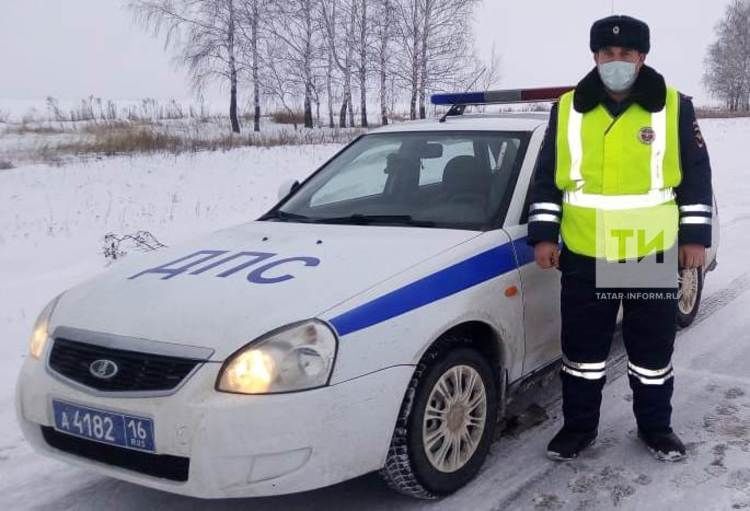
[558,247,678,434]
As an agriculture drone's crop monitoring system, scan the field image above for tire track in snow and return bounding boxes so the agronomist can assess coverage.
[692,270,750,327]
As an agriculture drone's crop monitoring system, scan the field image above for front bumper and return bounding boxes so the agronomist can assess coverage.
[15,355,413,498]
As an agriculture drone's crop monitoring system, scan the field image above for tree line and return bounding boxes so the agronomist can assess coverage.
[704,0,750,111]
[130,0,497,133]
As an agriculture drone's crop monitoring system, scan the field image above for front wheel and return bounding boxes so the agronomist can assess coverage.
[379,338,498,499]
[677,267,703,328]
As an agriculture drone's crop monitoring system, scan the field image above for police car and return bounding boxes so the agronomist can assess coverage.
[15,88,719,499]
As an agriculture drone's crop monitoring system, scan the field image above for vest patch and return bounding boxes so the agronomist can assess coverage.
[638,126,655,145]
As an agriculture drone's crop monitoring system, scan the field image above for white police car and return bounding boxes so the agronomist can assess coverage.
[16,88,719,499]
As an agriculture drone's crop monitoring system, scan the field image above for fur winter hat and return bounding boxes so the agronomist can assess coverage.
[590,15,650,54]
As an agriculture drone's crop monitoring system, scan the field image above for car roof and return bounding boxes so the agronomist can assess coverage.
[369,112,549,134]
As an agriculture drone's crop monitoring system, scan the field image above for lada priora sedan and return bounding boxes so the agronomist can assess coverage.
[16,89,719,499]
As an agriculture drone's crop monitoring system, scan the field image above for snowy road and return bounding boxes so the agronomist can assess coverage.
[1,119,749,510]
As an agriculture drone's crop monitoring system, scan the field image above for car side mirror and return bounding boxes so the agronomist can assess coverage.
[277,179,300,201]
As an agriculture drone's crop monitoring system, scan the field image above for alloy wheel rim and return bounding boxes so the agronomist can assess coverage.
[422,365,487,473]
[677,268,699,315]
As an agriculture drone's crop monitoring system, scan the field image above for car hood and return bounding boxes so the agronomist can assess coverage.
[50,221,479,360]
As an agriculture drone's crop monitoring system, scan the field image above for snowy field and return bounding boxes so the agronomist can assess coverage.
[0,97,365,168]
[1,119,749,510]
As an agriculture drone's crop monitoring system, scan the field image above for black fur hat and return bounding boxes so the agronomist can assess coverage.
[590,15,650,54]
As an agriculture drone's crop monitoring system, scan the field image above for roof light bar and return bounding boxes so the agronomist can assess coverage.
[431,86,574,106]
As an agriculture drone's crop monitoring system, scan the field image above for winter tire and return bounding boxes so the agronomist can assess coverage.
[379,335,498,499]
[677,267,703,328]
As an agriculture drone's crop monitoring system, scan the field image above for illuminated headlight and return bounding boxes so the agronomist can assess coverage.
[29,295,62,360]
[216,320,337,395]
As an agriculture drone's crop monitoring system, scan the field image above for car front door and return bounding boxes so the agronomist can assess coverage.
[502,124,562,375]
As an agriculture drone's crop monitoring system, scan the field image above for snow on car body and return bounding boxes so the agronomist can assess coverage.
[15,92,720,499]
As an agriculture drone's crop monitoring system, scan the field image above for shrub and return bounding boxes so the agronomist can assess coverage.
[270,110,306,125]
[58,128,183,156]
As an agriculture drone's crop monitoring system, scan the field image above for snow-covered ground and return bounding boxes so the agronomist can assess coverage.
[1,119,749,510]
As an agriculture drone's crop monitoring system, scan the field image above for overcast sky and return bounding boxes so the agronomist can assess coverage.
[0,0,733,106]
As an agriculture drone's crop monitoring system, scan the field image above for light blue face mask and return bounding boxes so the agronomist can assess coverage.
[597,60,638,93]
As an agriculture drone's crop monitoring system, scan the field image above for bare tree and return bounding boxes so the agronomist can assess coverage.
[263,39,302,129]
[354,0,369,127]
[391,0,422,120]
[236,0,266,131]
[417,0,433,119]
[704,0,750,111]
[479,42,502,91]
[130,0,244,133]
[321,0,356,127]
[417,0,481,118]
[345,2,356,127]
[373,0,395,125]
[318,0,337,128]
[391,0,480,120]
[266,0,323,128]
[130,0,486,129]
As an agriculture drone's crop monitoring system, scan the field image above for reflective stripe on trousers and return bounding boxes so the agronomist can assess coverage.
[628,361,674,385]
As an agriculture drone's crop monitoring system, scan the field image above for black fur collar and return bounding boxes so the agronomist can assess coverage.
[573,64,667,113]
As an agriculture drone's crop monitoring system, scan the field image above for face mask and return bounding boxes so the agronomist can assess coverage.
[597,60,638,93]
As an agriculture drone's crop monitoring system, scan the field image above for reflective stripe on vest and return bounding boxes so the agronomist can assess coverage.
[650,107,667,190]
[563,188,675,210]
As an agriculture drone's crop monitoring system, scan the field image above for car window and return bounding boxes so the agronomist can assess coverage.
[311,142,399,207]
[419,140,474,186]
[274,130,530,230]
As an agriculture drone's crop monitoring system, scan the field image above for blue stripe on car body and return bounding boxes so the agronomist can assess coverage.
[330,236,534,336]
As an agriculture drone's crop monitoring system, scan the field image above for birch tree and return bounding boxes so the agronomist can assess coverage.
[373,0,395,125]
[392,0,480,120]
[479,42,502,91]
[392,0,422,120]
[266,0,322,128]
[704,0,750,111]
[130,0,244,133]
[354,0,369,127]
[235,0,266,131]
[417,0,481,118]
[321,0,357,127]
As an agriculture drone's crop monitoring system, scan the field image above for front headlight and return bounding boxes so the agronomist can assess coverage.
[29,295,62,359]
[216,319,337,395]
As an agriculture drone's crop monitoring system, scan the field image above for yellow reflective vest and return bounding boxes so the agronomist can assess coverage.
[554,87,682,260]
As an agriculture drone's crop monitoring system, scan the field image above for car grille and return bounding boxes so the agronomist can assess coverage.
[49,338,202,392]
[41,426,189,482]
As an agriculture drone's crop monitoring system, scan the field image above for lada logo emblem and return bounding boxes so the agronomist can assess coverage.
[89,359,119,379]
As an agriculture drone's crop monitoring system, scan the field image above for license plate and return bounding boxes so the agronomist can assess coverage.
[52,399,155,452]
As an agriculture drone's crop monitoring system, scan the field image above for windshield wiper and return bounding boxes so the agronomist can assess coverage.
[259,210,313,222]
[310,214,436,227]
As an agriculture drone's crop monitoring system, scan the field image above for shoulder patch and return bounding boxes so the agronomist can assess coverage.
[693,119,705,149]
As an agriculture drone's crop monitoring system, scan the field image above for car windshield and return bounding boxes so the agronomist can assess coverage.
[267,130,530,230]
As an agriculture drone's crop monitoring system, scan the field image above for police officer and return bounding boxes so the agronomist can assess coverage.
[528,15,713,461]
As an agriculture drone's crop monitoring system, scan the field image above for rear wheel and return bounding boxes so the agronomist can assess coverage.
[379,336,498,499]
[677,267,703,328]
